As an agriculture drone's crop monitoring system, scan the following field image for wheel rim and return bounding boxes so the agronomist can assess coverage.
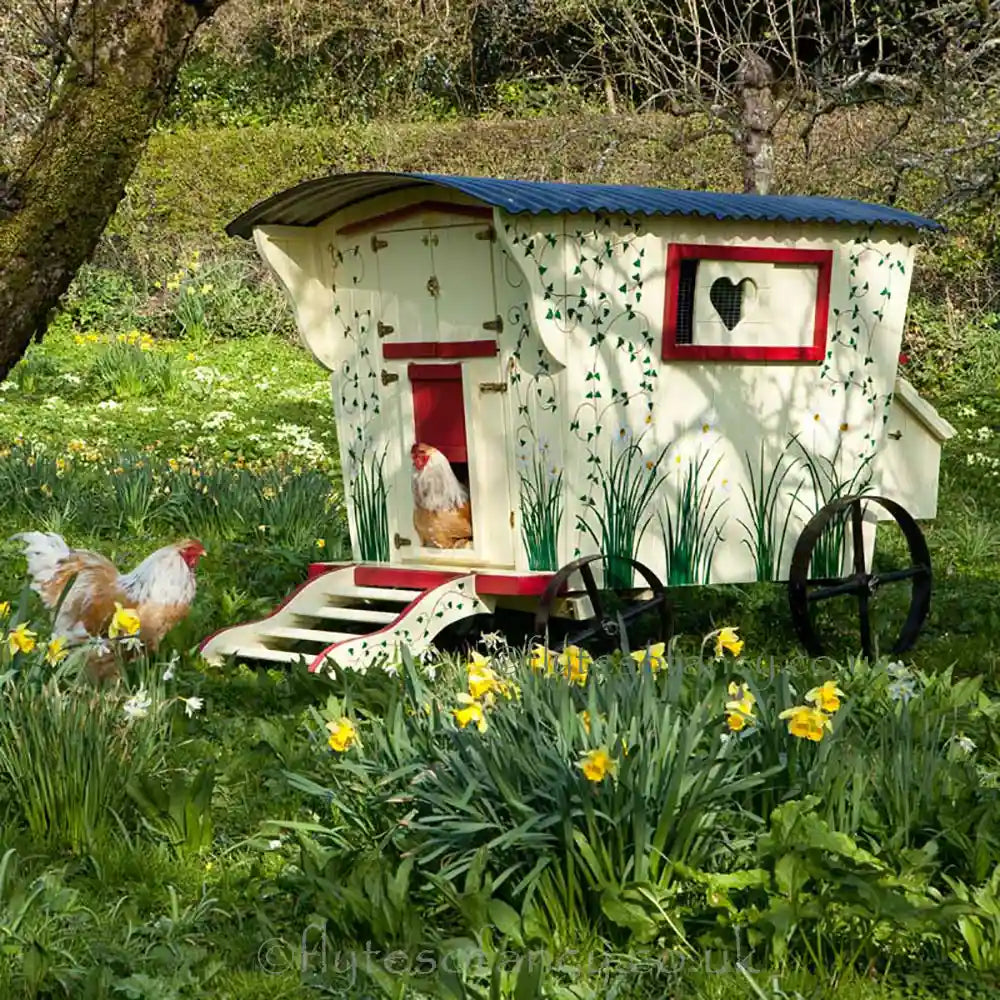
[533,554,671,652]
[787,493,932,660]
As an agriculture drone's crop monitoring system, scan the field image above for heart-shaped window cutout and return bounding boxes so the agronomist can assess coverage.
[709,276,756,331]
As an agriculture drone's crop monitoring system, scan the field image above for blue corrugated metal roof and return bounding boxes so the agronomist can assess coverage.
[225,170,943,239]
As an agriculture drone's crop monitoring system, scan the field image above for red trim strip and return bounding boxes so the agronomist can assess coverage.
[661,243,833,364]
[473,573,559,597]
[353,565,460,591]
[407,363,462,380]
[337,200,492,236]
[383,340,498,360]
[306,562,350,581]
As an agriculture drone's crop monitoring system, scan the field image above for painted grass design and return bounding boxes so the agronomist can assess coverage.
[659,449,727,585]
[350,445,389,562]
[790,436,874,580]
[738,439,806,582]
[578,429,671,589]
[519,453,563,571]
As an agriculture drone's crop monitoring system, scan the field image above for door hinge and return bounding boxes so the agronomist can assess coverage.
[371,235,388,252]
[479,381,508,394]
[421,233,439,247]
[394,532,412,548]
[509,510,515,528]
[427,275,440,297]
[377,321,394,338]
[381,370,399,385]
[482,315,503,333]
[475,226,496,242]
[888,430,902,440]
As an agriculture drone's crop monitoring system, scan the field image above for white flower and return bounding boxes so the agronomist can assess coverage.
[955,735,976,755]
[124,689,151,720]
[181,696,204,717]
[888,678,917,703]
[61,373,82,385]
[97,400,120,410]
[886,660,910,680]
[268,839,282,850]
[163,655,178,682]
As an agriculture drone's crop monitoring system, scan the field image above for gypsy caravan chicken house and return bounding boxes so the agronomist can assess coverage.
[200,171,954,673]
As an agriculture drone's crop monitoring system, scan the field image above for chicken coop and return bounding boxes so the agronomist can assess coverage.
[199,171,955,674]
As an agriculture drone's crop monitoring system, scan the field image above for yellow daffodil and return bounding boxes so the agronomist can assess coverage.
[0,601,10,619]
[452,693,487,733]
[529,645,557,674]
[579,747,615,783]
[805,680,845,713]
[630,641,667,675]
[558,645,592,686]
[725,711,749,732]
[315,538,326,549]
[7,623,37,655]
[725,681,756,721]
[580,710,591,734]
[326,716,357,752]
[467,652,503,703]
[45,637,69,666]
[779,705,833,742]
[108,603,141,638]
[714,627,744,660]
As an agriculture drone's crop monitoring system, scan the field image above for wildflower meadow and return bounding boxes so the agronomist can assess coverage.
[0,171,999,1000]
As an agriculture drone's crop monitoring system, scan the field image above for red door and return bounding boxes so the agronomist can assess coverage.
[408,363,467,462]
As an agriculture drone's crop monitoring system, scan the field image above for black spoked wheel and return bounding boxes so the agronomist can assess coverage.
[532,554,671,655]
[788,493,932,661]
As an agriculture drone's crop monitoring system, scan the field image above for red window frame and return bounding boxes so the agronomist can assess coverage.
[661,243,833,363]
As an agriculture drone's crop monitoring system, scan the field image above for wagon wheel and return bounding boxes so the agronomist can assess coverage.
[533,554,671,655]
[787,494,932,661]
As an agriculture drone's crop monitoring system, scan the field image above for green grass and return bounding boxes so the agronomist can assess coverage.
[0,120,998,997]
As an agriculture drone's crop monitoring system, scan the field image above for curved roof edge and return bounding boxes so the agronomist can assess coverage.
[225,170,945,240]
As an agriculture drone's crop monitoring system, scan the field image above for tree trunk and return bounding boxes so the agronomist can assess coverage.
[738,49,776,195]
[0,0,231,380]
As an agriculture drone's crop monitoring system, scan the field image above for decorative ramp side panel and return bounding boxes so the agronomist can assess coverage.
[310,574,495,677]
[199,565,366,664]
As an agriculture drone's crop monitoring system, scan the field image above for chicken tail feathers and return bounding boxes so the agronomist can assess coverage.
[9,532,73,603]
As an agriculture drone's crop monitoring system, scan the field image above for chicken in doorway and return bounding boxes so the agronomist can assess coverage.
[411,442,473,549]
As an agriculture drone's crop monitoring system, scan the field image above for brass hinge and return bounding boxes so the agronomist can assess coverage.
[371,235,388,252]
[377,321,394,338]
[427,275,440,297]
[509,510,515,528]
[479,381,508,394]
[482,315,503,333]
[475,226,496,242]
[381,370,399,385]
[394,532,412,548]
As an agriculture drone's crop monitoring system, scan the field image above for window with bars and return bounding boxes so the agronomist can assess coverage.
[661,243,833,363]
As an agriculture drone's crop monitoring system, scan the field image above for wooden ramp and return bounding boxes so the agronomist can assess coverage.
[198,563,554,676]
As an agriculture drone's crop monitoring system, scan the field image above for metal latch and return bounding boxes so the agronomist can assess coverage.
[482,316,503,333]
[371,235,388,252]
[427,275,440,297]
[381,370,399,385]
[888,430,902,440]
[394,533,412,548]
[377,321,394,337]
[479,382,508,394]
